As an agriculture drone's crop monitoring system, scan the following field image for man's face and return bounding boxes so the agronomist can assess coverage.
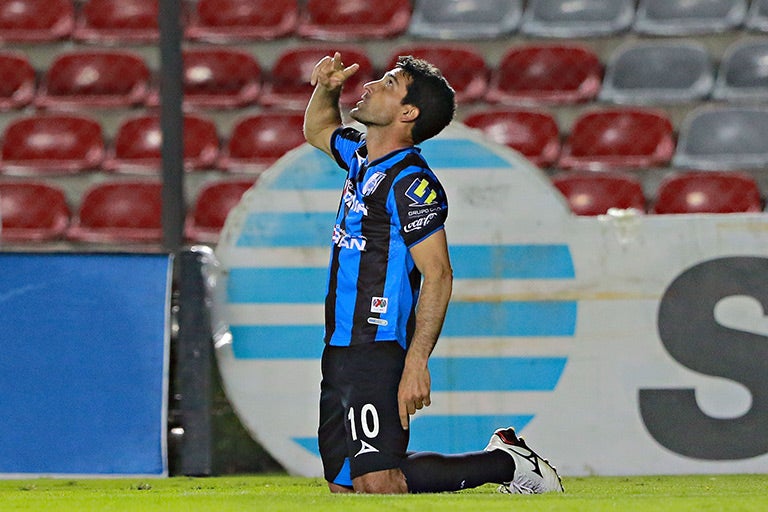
[349,67,412,127]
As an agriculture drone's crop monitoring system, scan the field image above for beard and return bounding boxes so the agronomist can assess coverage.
[349,105,372,126]
[349,106,388,128]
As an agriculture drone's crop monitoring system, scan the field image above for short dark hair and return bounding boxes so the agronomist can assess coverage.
[397,55,456,144]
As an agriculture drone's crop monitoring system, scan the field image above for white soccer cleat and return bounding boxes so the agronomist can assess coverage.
[485,427,564,494]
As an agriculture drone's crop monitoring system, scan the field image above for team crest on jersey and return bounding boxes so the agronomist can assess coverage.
[371,297,388,314]
[405,178,438,206]
[362,172,386,196]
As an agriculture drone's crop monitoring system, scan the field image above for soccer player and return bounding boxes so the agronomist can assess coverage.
[303,51,564,495]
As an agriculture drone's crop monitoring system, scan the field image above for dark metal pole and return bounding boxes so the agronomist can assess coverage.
[158,0,185,252]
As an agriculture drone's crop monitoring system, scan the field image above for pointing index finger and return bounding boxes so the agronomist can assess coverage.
[398,399,409,430]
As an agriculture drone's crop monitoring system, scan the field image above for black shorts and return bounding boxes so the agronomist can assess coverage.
[318,341,409,486]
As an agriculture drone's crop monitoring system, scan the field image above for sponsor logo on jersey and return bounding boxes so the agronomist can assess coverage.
[343,180,368,215]
[367,317,388,326]
[405,178,438,206]
[407,205,443,218]
[332,224,367,251]
[404,213,439,233]
[362,172,387,196]
[371,297,388,314]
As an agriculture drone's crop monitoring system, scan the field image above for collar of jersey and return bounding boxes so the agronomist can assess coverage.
[356,143,422,168]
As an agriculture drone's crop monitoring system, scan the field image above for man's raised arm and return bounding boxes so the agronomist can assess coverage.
[303,52,359,157]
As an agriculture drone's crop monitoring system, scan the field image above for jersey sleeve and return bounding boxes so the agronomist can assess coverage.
[392,171,449,248]
[330,126,364,172]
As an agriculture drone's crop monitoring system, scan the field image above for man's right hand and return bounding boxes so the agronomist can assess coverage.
[310,52,360,91]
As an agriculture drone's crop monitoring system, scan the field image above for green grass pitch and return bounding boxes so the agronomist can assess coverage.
[1,474,767,511]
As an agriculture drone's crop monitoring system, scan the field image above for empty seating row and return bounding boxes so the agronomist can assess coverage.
[469,105,768,172]
[0,111,305,175]
[0,0,411,43]
[552,170,764,215]
[2,171,765,245]
[2,0,768,44]
[4,104,768,176]
[413,0,768,39]
[4,38,768,112]
[0,46,363,111]
[0,178,255,244]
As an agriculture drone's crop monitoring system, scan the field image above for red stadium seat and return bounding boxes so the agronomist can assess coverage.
[73,0,159,44]
[386,45,488,104]
[218,112,305,172]
[486,44,602,106]
[150,48,260,109]
[652,171,763,214]
[186,0,298,42]
[104,114,220,173]
[67,180,163,243]
[551,171,646,216]
[259,46,373,110]
[297,0,411,40]
[185,179,256,243]
[0,52,35,110]
[0,181,70,242]
[463,109,561,168]
[0,0,73,42]
[558,108,675,171]
[1,115,105,175]
[36,51,151,109]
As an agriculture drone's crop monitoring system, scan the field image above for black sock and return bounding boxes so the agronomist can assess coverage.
[400,450,514,493]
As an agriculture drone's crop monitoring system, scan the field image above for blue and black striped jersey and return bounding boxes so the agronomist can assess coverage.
[324,126,449,349]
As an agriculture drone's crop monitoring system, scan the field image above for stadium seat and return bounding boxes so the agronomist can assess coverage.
[104,114,220,173]
[521,0,635,38]
[385,45,489,104]
[296,0,411,40]
[652,171,762,214]
[633,0,747,35]
[673,106,768,171]
[713,39,768,102]
[35,51,152,109]
[557,108,675,171]
[73,0,159,44]
[407,0,522,40]
[599,41,714,104]
[158,48,263,110]
[218,112,305,172]
[486,44,602,106]
[746,0,768,31]
[186,0,298,42]
[0,0,73,42]
[67,180,163,243]
[0,52,35,110]
[185,179,256,243]
[259,46,373,110]
[551,171,646,216]
[463,109,561,168]
[0,181,70,242]
[1,115,105,175]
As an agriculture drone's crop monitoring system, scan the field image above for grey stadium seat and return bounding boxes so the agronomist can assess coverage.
[599,41,714,104]
[521,0,635,38]
[673,106,768,170]
[713,39,768,101]
[408,0,522,39]
[633,0,748,36]
[746,0,768,31]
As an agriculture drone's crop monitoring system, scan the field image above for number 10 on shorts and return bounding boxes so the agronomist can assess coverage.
[348,404,381,456]
[348,404,380,440]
